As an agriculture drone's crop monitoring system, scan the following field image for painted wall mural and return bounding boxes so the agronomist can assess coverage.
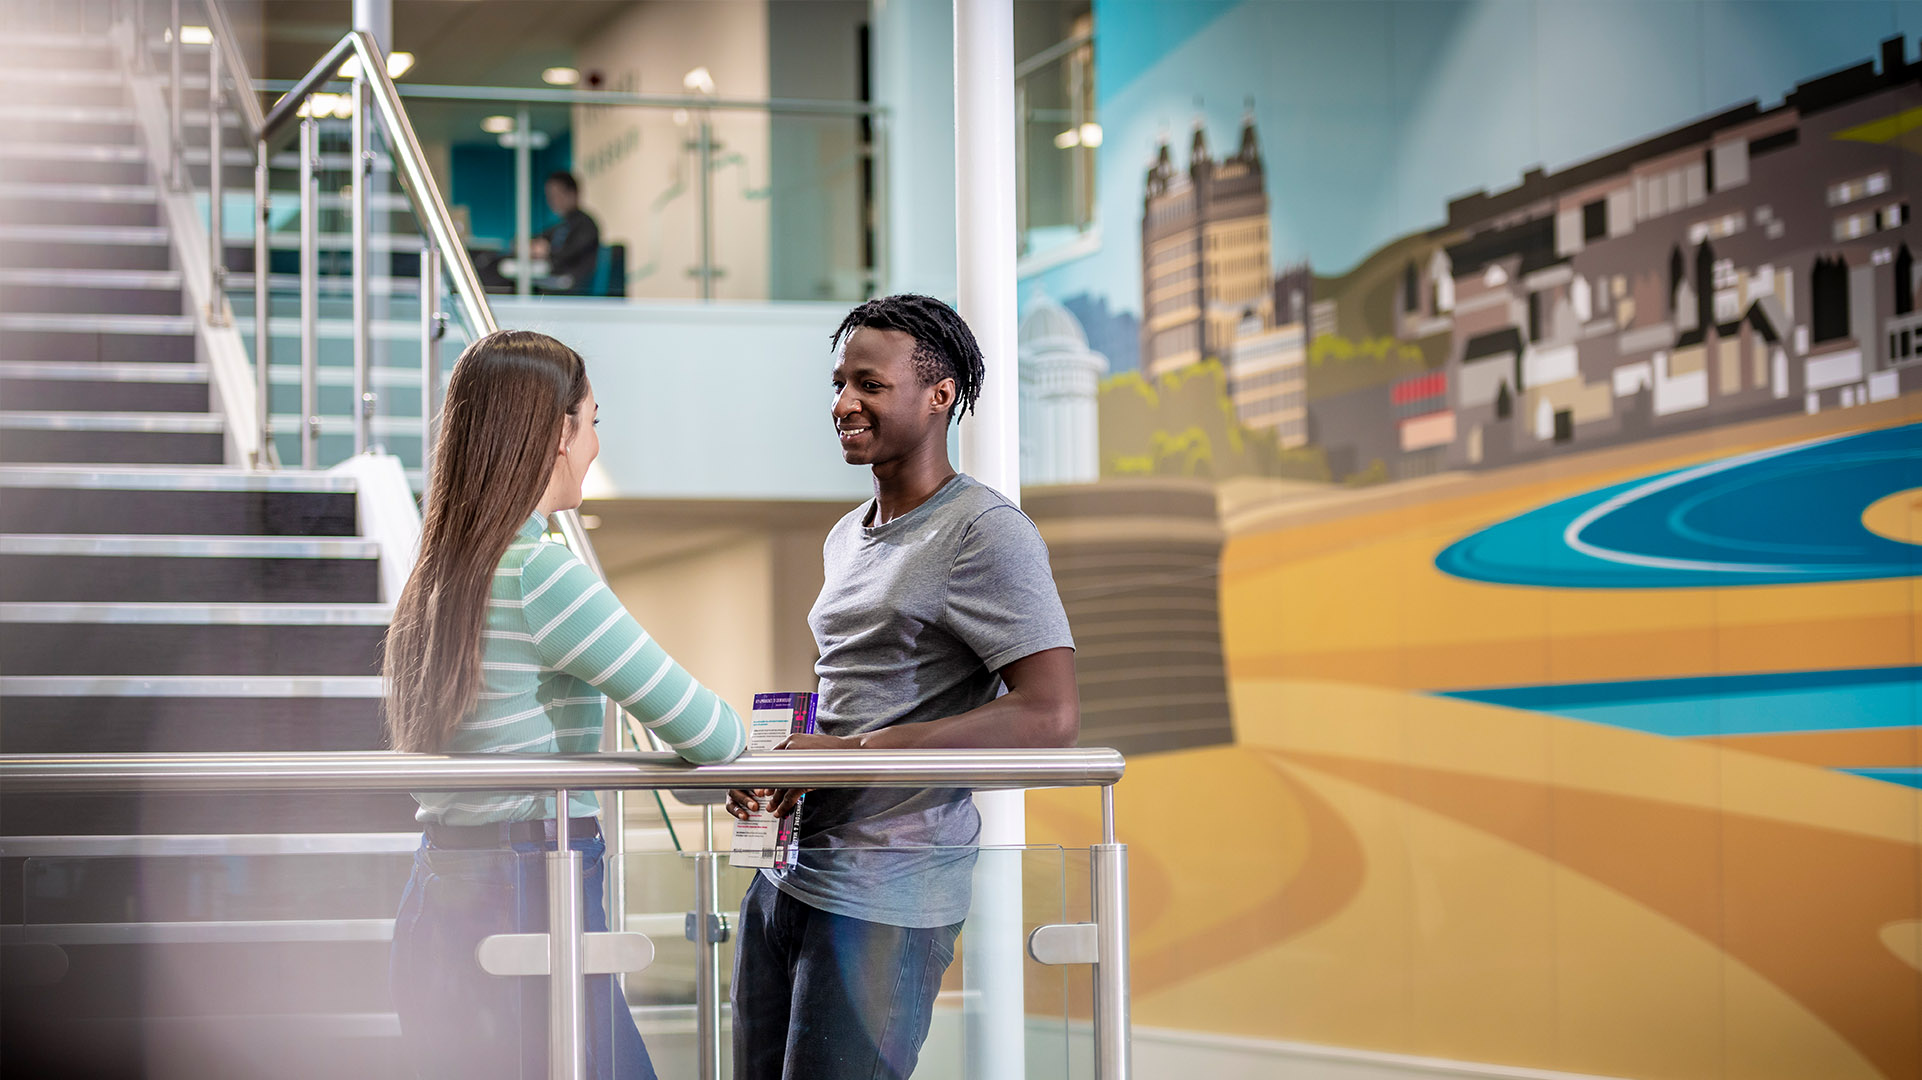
[1017,2,1922,1076]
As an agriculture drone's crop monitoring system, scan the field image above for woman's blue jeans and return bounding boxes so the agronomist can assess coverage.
[390,830,656,1079]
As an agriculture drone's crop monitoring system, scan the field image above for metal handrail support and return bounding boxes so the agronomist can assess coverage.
[205,41,224,324]
[1,749,1129,1079]
[167,0,183,190]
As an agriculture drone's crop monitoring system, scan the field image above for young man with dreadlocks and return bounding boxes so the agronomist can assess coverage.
[726,294,1080,1080]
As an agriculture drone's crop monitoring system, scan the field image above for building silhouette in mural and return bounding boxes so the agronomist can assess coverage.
[1018,292,1108,486]
[1139,111,1307,447]
[1133,37,1922,483]
[1408,35,1922,474]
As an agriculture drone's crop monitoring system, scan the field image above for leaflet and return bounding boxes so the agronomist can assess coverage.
[728,691,818,869]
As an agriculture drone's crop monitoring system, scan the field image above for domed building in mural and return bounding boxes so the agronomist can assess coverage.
[1017,292,1108,488]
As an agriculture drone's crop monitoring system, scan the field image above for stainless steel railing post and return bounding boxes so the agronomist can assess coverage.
[418,244,440,482]
[206,40,226,325]
[167,0,182,190]
[695,113,714,301]
[299,117,320,469]
[693,806,723,1080]
[350,75,373,455]
[1092,786,1131,1080]
[548,791,588,1080]
[253,138,271,466]
[870,109,889,295]
[514,104,532,297]
[131,0,148,73]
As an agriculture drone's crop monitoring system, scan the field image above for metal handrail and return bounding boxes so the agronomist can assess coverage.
[257,78,886,117]
[261,31,495,336]
[0,748,1126,794]
[3,746,1134,1080]
[198,0,262,136]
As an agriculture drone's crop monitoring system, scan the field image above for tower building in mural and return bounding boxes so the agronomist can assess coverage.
[1018,293,1109,486]
[1140,112,1274,380]
[1139,111,1308,445]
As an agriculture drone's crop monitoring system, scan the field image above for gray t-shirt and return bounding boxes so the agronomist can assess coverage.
[765,473,1074,927]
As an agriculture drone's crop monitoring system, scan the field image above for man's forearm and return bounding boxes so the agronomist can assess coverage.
[854,690,1078,750]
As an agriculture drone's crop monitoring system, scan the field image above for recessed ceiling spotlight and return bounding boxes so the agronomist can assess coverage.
[481,115,514,134]
[337,51,415,80]
[542,67,581,87]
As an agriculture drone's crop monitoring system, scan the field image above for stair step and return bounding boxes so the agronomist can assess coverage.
[0,223,175,272]
[0,411,224,465]
[0,792,421,835]
[0,361,209,411]
[0,601,389,676]
[0,141,149,185]
[3,918,396,946]
[0,938,396,1013]
[0,66,126,108]
[0,674,386,754]
[2,36,117,73]
[0,102,139,144]
[0,831,414,857]
[4,918,402,950]
[0,466,360,536]
[0,312,196,364]
[0,601,391,624]
[0,695,385,752]
[0,534,382,603]
[0,268,182,290]
[0,181,161,228]
[1,1013,412,1080]
[0,268,186,319]
[0,535,379,558]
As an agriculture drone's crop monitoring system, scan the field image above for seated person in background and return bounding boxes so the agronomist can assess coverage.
[531,170,600,295]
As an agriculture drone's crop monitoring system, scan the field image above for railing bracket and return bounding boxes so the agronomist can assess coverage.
[684,911,729,944]
[477,930,655,977]
[1027,921,1098,966]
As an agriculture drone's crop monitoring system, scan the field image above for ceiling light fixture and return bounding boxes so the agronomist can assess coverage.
[542,67,581,87]
[337,51,415,80]
[682,66,715,95]
[481,115,515,134]
[180,25,212,45]
[1078,122,1103,148]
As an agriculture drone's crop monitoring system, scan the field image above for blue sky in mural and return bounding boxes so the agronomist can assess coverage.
[1037,0,1922,323]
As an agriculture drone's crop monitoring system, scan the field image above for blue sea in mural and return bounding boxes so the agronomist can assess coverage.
[1443,666,1922,787]
[1435,424,1922,589]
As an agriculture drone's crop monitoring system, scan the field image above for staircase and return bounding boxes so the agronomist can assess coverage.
[0,24,418,1079]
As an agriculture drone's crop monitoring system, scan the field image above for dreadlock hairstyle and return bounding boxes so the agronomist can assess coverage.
[829,294,986,422]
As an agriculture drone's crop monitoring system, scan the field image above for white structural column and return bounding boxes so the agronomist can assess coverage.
[954,2,1026,1078]
[352,0,390,51]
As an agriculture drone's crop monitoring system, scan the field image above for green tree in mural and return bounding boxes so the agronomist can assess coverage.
[1098,360,1329,482]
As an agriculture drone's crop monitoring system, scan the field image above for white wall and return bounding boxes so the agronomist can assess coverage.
[572,0,771,300]
[607,533,775,720]
[491,297,870,501]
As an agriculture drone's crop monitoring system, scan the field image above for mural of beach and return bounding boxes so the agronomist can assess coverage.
[1017,2,1922,1075]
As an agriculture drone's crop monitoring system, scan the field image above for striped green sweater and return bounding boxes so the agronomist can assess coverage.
[413,512,747,824]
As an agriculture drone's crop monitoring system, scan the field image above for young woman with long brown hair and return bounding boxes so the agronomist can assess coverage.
[385,329,742,1079]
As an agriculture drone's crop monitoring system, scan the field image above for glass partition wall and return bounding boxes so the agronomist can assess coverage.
[255,83,888,306]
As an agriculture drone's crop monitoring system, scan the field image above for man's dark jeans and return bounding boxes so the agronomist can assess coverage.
[731,874,963,1080]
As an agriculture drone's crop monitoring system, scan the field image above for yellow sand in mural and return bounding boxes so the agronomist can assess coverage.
[1864,487,1922,545]
[1030,681,1917,1079]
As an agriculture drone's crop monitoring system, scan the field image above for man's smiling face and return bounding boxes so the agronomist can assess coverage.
[829,327,952,467]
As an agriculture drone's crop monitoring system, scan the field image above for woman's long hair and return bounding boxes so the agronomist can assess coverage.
[383,330,588,752]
